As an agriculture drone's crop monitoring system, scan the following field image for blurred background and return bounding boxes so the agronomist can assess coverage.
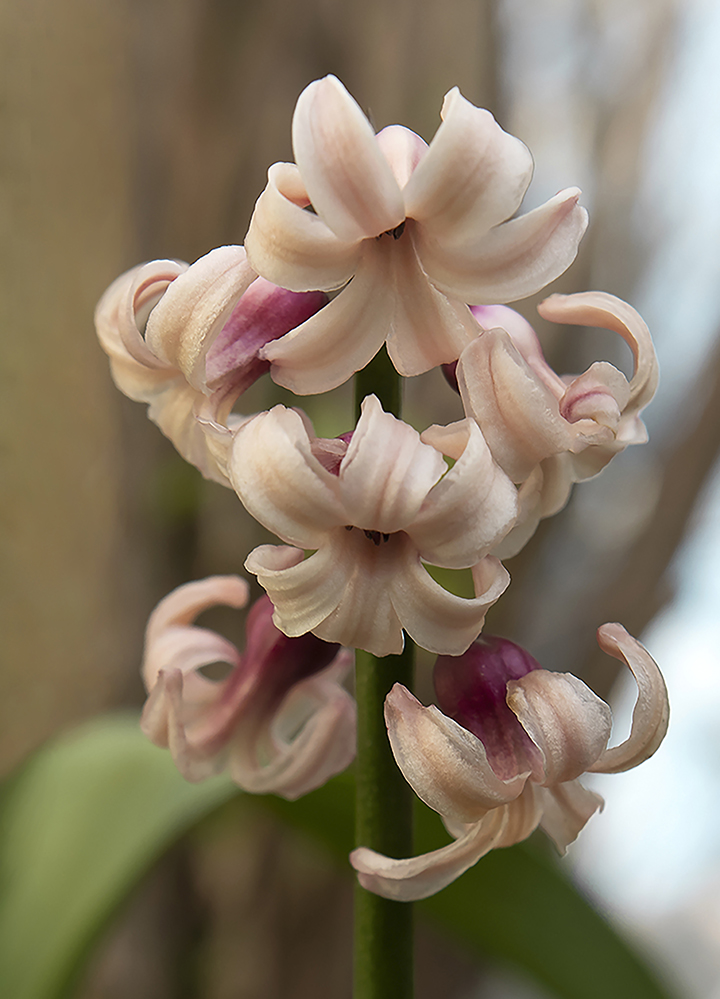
[2,0,720,996]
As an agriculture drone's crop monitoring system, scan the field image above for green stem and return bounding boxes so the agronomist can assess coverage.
[353,350,414,999]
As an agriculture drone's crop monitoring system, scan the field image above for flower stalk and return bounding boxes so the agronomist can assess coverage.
[353,358,414,999]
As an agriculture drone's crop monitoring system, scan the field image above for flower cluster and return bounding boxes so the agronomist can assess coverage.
[96,75,667,897]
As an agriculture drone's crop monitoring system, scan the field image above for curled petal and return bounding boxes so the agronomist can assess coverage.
[589,623,669,774]
[559,362,629,430]
[145,575,249,662]
[417,187,588,305]
[230,407,347,548]
[340,396,447,534]
[413,420,518,567]
[144,245,257,391]
[389,556,511,657]
[262,242,393,393]
[538,780,604,853]
[350,807,508,902]
[245,162,361,291]
[404,88,533,240]
[507,671,612,785]
[384,684,528,825]
[292,75,405,241]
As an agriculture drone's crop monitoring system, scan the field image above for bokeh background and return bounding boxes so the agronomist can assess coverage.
[3,0,720,996]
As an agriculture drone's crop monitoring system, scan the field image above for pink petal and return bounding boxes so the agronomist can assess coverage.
[416,187,588,305]
[403,88,533,240]
[588,623,669,774]
[245,162,361,291]
[144,245,257,391]
[412,420,518,567]
[262,242,393,393]
[292,76,405,241]
[375,124,428,189]
[538,780,604,853]
[350,808,509,901]
[230,407,347,548]
[507,671,612,786]
[339,396,447,533]
[389,555,510,655]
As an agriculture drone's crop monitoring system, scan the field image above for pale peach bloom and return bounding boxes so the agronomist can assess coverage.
[245,75,588,393]
[456,293,658,556]
[94,246,326,484]
[141,576,355,799]
[232,395,518,657]
[351,624,668,900]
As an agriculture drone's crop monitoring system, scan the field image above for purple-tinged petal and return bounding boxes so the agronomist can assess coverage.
[262,242,393,394]
[230,407,347,548]
[412,420,518,567]
[416,187,588,305]
[507,670,612,786]
[292,75,405,241]
[588,623,669,774]
[403,88,533,239]
[144,245,257,391]
[384,683,528,824]
[558,361,628,429]
[538,780,604,853]
[376,124,428,189]
[350,807,509,901]
[389,555,510,655]
[339,396,447,534]
[245,162,361,291]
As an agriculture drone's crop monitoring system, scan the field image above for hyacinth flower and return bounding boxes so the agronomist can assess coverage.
[140,575,356,799]
[351,624,668,900]
[95,245,327,484]
[244,75,588,393]
[231,394,518,657]
[453,292,658,554]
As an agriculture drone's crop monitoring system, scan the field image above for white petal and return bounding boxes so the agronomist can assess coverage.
[389,555,510,655]
[384,231,481,376]
[416,187,588,305]
[412,420,518,567]
[589,623,669,774]
[385,684,528,824]
[350,808,509,901]
[144,246,257,391]
[245,162,361,290]
[376,124,428,189]
[262,242,393,393]
[292,76,405,241]
[339,396,447,533]
[230,407,347,548]
[507,671,612,786]
[404,88,533,240]
[538,781,604,853]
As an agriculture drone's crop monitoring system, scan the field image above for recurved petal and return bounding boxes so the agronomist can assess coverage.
[339,396,447,534]
[507,671,612,786]
[588,623,669,774]
[416,187,588,305]
[245,162,361,291]
[292,75,405,241]
[384,684,528,824]
[144,246,257,391]
[145,575,249,647]
[230,407,347,548]
[403,88,533,240]
[537,292,658,416]
[262,243,393,394]
[350,807,509,901]
[412,419,518,567]
[538,780,604,853]
[389,555,510,657]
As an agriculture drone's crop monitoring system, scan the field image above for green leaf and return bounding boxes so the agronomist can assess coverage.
[0,713,237,999]
[264,773,677,999]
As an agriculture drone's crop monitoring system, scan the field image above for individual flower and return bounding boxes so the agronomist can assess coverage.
[231,395,518,657]
[140,575,356,799]
[94,245,327,484]
[244,75,588,393]
[455,292,658,555]
[351,623,668,900]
